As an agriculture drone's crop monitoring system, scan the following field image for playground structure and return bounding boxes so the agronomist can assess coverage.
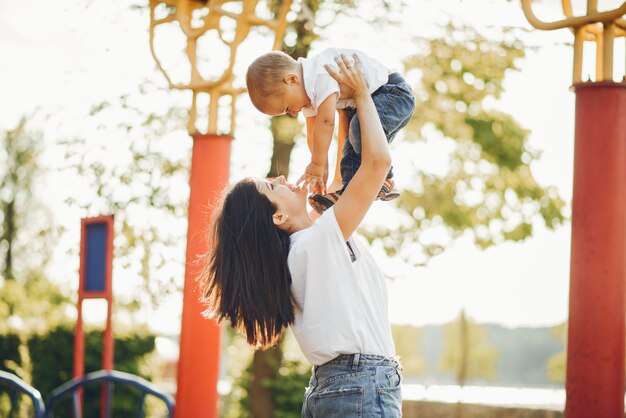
[148,1,293,417]
[149,0,292,135]
[0,369,174,418]
[521,1,626,417]
[74,216,114,416]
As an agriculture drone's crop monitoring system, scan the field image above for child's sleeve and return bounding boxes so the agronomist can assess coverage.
[310,73,340,110]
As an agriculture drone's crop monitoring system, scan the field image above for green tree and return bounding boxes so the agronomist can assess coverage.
[438,310,498,418]
[364,24,566,264]
[0,117,71,332]
[546,322,566,383]
[0,117,60,283]
[438,311,498,385]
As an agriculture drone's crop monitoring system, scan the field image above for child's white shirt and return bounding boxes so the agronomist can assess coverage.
[298,47,391,118]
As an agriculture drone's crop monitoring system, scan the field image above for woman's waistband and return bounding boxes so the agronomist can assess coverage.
[320,353,400,368]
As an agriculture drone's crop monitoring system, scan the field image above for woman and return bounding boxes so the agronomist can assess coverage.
[200,54,402,417]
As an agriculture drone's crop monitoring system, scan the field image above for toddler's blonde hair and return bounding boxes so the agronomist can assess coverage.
[246,51,297,112]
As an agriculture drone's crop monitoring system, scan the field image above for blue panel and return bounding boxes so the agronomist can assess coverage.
[85,222,107,293]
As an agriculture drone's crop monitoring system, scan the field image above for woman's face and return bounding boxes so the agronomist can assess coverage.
[255,175,307,218]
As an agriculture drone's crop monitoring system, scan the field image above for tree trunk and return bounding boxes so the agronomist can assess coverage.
[250,338,283,418]
[3,199,15,280]
[267,133,296,178]
[456,309,469,418]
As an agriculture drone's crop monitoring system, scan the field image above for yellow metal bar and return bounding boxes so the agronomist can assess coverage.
[208,91,219,134]
[189,90,198,134]
[155,15,177,25]
[602,23,616,81]
[230,93,237,136]
[522,0,626,31]
[272,0,293,50]
[595,27,603,81]
[562,0,573,17]
[149,0,177,89]
[573,27,585,83]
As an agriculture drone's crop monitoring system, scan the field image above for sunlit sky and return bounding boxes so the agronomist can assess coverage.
[1,0,625,334]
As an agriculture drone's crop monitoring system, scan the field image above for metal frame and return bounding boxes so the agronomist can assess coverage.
[45,370,174,418]
[149,0,293,134]
[0,370,45,418]
[521,0,626,83]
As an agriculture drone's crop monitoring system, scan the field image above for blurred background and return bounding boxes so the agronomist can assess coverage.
[2,0,624,416]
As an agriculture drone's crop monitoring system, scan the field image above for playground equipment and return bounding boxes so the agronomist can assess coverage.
[74,215,114,416]
[521,2,626,417]
[148,1,293,417]
[45,370,175,418]
[0,370,45,418]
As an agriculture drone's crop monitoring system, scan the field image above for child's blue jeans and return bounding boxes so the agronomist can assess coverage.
[340,72,416,189]
[301,353,403,417]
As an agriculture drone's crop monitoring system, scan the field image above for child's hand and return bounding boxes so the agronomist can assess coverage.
[310,176,326,195]
[297,162,327,194]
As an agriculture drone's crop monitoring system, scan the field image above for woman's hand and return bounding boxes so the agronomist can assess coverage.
[324,54,369,100]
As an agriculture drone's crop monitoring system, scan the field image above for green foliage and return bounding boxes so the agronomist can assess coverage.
[0,270,71,335]
[364,24,566,264]
[263,359,311,418]
[28,325,155,417]
[222,336,311,418]
[391,324,425,376]
[0,117,61,282]
[438,311,499,385]
[0,332,20,374]
[546,322,566,383]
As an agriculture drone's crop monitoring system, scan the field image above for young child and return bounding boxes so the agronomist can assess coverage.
[246,47,415,213]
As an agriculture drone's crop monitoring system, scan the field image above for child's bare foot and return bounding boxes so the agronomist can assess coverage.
[377,178,400,201]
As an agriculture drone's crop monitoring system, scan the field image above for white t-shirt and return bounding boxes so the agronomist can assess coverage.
[298,48,391,118]
[287,207,396,365]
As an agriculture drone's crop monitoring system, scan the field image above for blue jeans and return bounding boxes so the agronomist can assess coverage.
[301,354,403,417]
[340,73,416,189]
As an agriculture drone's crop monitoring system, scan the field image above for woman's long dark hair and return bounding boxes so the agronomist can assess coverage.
[199,178,295,349]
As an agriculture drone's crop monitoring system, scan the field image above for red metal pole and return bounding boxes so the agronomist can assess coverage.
[73,300,84,416]
[565,81,626,418]
[175,133,231,418]
[103,216,114,371]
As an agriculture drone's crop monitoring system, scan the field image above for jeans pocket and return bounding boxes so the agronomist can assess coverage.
[377,368,402,417]
[312,387,364,417]
[379,367,402,391]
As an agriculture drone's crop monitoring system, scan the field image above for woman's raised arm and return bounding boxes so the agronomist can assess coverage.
[325,54,391,240]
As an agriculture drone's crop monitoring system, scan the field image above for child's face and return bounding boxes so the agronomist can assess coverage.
[261,74,310,117]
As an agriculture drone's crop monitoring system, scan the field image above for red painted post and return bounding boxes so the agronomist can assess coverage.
[565,81,626,418]
[175,133,231,418]
[74,215,114,417]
